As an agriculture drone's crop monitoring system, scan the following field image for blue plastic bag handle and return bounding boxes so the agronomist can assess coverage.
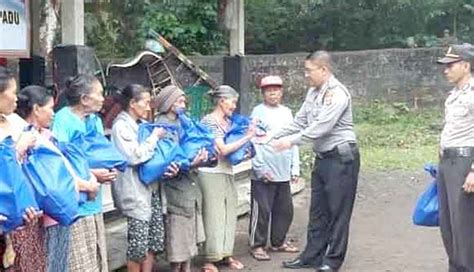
[424,163,438,179]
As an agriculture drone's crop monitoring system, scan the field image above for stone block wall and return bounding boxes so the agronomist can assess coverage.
[10,47,451,111]
[190,47,450,114]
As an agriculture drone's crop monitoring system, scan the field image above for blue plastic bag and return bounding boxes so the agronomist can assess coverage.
[53,139,90,204]
[0,137,39,233]
[224,114,256,165]
[177,109,216,164]
[70,128,128,172]
[22,145,80,226]
[137,123,189,185]
[412,164,439,227]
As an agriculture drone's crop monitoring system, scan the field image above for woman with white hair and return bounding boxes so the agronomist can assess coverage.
[199,85,256,272]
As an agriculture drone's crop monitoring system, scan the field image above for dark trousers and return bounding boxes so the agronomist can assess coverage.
[249,180,294,249]
[438,155,474,272]
[299,147,360,269]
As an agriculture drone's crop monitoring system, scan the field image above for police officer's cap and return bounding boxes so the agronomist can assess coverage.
[437,43,474,64]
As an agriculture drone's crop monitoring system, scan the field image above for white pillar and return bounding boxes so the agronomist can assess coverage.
[229,0,244,56]
[61,0,84,45]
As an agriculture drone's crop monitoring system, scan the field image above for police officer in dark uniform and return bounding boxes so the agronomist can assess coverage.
[272,51,360,272]
[436,43,474,272]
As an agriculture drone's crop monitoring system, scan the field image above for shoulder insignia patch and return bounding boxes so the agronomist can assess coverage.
[323,90,334,106]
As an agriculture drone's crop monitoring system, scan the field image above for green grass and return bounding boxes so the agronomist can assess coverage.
[360,145,438,170]
[354,102,442,170]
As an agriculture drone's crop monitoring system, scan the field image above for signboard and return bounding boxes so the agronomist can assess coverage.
[0,0,30,58]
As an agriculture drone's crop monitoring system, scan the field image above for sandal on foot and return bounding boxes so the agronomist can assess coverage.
[269,242,299,253]
[250,248,271,261]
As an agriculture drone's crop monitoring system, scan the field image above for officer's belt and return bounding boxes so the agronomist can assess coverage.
[442,147,474,158]
[316,143,357,159]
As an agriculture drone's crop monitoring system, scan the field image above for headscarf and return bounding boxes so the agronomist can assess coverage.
[153,85,185,113]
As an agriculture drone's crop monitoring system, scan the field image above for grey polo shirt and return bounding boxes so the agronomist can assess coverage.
[274,75,356,153]
[440,77,474,150]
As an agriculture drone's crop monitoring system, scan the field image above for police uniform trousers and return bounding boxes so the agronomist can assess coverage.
[299,144,359,269]
[249,180,293,249]
[438,150,474,272]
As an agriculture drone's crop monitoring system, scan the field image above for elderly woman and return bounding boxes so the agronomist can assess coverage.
[111,84,176,272]
[15,85,99,272]
[153,85,208,272]
[51,74,116,272]
[199,85,256,272]
[0,67,44,271]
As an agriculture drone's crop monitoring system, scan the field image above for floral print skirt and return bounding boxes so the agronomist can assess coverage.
[126,190,165,262]
[1,222,46,272]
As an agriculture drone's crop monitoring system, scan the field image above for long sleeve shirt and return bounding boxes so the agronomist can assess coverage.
[274,75,356,153]
[154,114,203,217]
[110,111,159,221]
[251,103,300,181]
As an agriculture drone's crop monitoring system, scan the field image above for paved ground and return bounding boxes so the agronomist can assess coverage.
[153,170,447,272]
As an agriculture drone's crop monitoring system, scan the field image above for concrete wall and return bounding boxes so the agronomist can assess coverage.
[190,47,450,113]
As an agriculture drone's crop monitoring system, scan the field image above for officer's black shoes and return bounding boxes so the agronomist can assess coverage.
[316,264,338,272]
[282,258,314,269]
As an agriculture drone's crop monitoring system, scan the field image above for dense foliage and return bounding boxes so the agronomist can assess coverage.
[246,0,474,53]
[84,0,474,57]
[84,0,225,58]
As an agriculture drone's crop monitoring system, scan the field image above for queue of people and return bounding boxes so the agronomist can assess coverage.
[0,62,263,272]
[1,44,473,272]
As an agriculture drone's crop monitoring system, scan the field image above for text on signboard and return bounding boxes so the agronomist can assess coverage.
[0,10,20,25]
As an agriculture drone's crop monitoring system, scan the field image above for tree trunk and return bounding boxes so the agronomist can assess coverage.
[39,0,61,58]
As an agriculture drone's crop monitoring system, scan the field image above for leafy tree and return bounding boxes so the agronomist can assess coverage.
[84,0,225,58]
[138,1,226,55]
[84,0,474,56]
[245,0,474,53]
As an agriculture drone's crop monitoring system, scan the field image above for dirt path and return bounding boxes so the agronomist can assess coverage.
[228,170,447,272]
[154,170,447,272]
